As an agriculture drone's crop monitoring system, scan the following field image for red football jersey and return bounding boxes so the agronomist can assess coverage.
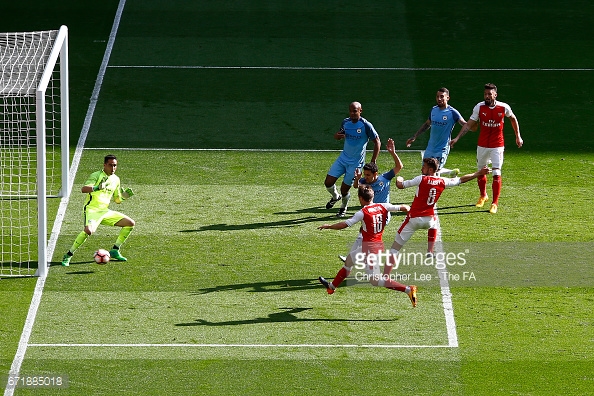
[404,175,460,217]
[470,101,514,148]
[345,203,402,243]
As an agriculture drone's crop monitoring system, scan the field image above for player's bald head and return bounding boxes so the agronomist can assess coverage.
[350,101,362,110]
[349,102,363,122]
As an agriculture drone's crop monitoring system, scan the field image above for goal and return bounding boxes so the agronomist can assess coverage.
[0,26,70,278]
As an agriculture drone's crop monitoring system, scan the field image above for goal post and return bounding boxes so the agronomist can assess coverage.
[0,26,70,278]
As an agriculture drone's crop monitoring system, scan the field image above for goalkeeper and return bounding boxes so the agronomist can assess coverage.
[61,154,136,266]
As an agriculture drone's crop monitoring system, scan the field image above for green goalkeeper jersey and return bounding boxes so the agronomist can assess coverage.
[84,170,122,209]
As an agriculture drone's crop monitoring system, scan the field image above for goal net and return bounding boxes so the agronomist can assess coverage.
[0,26,69,278]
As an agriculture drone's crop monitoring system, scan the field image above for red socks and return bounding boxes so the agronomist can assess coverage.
[384,278,406,292]
[478,175,488,197]
[492,175,501,205]
[428,228,437,254]
[332,266,350,288]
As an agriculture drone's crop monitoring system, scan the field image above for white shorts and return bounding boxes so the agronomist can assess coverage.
[394,215,438,246]
[348,233,383,277]
[476,146,504,170]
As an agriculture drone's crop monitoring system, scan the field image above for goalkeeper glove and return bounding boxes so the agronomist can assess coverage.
[93,176,108,191]
[121,187,135,199]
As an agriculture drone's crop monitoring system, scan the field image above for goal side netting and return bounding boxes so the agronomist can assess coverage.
[0,26,69,278]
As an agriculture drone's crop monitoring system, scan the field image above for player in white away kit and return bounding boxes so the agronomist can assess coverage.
[324,102,381,217]
[317,186,416,307]
[450,83,523,214]
[406,87,467,177]
[386,158,490,264]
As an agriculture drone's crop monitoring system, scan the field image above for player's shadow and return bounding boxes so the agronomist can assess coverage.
[190,278,344,294]
[64,270,95,275]
[187,204,412,232]
[181,214,335,232]
[273,206,337,216]
[175,307,395,327]
[275,205,410,218]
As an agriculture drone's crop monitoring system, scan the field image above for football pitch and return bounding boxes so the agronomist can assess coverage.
[2,1,594,395]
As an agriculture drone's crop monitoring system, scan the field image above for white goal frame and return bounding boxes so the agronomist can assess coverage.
[0,25,70,278]
[36,26,70,277]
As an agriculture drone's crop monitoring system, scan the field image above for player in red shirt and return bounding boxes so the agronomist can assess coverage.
[450,83,523,214]
[317,185,417,306]
[387,158,490,263]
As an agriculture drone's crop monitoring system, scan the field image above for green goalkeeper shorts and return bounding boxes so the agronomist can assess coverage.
[85,207,127,229]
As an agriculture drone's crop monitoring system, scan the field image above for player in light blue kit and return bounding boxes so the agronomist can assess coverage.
[406,88,466,177]
[324,102,381,217]
[337,137,404,266]
[354,138,403,205]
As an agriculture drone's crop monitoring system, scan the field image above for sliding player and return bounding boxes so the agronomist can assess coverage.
[317,185,416,307]
[336,137,403,267]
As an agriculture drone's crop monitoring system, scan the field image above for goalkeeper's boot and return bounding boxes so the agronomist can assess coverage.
[326,195,342,209]
[475,195,488,208]
[336,207,347,218]
[489,203,498,214]
[451,168,460,177]
[109,249,127,262]
[407,285,418,308]
[61,254,72,267]
[318,276,335,295]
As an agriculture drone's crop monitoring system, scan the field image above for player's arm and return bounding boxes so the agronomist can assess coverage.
[450,118,477,148]
[406,119,431,147]
[509,114,523,148]
[369,135,381,163]
[114,185,135,204]
[318,222,349,230]
[82,185,96,193]
[396,175,422,189]
[81,174,107,193]
[459,166,491,184]
[353,168,363,189]
[334,125,346,140]
[384,203,410,213]
[386,138,403,174]
[319,211,361,230]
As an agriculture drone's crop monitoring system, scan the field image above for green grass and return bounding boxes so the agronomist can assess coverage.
[3,150,590,395]
[2,0,594,395]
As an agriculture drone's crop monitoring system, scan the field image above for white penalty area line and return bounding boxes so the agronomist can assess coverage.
[434,215,459,348]
[28,343,454,349]
[108,65,594,72]
[428,149,459,348]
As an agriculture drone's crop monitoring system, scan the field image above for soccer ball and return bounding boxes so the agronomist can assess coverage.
[94,249,110,264]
